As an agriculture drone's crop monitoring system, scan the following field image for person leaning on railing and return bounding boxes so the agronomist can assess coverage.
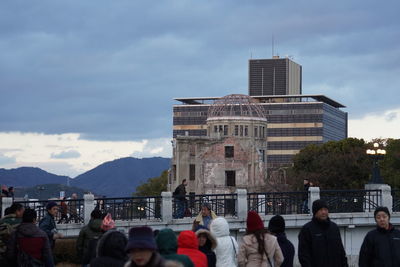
[173,179,188,219]
[39,201,63,249]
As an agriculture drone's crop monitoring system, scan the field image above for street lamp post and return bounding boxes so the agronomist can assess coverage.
[366,143,386,184]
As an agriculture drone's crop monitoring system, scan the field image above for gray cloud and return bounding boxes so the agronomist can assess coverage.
[0,153,16,165]
[0,0,399,140]
[51,150,81,159]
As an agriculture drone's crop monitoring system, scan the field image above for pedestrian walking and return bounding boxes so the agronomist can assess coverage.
[177,230,207,267]
[196,229,217,267]
[210,217,238,267]
[238,211,284,267]
[359,206,400,267]
[268,215,295,267]
[39,201,63,249]
[298,199,348,267]
[302,179,310,213]
[192,203,217,231]
[173,179,188,218]
[90,229,128,267]
[156,228,194,267]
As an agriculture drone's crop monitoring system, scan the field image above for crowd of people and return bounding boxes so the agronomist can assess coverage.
[0,196,399,266]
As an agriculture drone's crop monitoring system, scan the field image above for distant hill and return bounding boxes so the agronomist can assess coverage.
[14,183,88,200]
[0,167,71,187]
[71,157,170,197]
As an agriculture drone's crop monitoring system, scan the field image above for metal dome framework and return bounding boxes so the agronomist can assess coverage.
[207,94,266,119]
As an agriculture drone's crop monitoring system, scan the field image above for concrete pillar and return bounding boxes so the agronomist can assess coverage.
[1,197,13,217]
[161,191,173,223]
[258,194,266,215]
[83,194,95,225]
[379,184,392,212]
[149,198,155,219]
[308,187,320,215]
[236,189,247,220]
[364,183,390,212]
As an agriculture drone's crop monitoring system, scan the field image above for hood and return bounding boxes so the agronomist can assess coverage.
[97,230,128,260]
[210,217,230,238]
[156,228,178,254]
[88,218,103,232]
[177,230,198,250]
[196,229,217,250]
[16,223,42,237]
[0,214,21,225]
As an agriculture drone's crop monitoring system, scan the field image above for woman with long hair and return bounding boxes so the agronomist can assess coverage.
[238,211,284,267]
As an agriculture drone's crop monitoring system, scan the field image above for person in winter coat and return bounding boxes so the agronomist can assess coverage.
[177,230,208,267]
[124,226,165,267]
[210,217,238,267]
[0,203,24,225]
[39,201,63,249]
[156,228,194,267]
[268,215,294,267]
[57,197,68,224]
[76,209,104,265]
[7,208,54,267]
[90,229,128,267]
[174,179,188,219]
[359,206,400,267]
[238,211,284,267]
[192,203,217,232]
[298,199,348,267]
[196,229,217,267]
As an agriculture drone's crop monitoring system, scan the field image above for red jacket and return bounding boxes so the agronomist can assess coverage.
[177,230,208,267]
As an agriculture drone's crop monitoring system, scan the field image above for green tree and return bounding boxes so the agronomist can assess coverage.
[381,139,400,188]
[288,138,372,189]
[134,170,169,196]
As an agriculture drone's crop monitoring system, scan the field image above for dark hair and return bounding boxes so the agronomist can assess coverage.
[182,179,187,184]
[91,209,103,219]
[22,208,37,223]
[246,228,269,255]
[9,203,24,214]
[8,186,14,191]
[4,207,11,216]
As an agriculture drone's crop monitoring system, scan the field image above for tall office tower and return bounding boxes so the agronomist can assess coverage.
[249,56,302,96]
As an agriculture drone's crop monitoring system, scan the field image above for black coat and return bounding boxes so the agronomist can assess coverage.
[276,233,295,267]
[359,224,400,267]
[298,217,348,267]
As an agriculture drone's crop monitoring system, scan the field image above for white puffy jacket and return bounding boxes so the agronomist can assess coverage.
[210,217,238,267]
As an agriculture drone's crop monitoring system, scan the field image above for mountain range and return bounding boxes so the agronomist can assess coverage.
[0,157,170,197]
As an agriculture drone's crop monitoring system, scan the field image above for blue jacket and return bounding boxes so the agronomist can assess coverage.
[39,213,56,248]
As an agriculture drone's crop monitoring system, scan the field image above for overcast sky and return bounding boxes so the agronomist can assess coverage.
[0,0,399,177]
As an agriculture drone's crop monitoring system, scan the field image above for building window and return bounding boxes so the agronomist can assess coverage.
[214,126,218,133]
[219,125,223,133]
[254,127,258,137]
[240,125,243,136]
[225,146,234,158]
[259,150,265,162]
[225,171,236,186]
[173,165,176,181]
[223,125,228,136]
[235,125,239,136]
[244,125,248,136]
[189,164,195,180]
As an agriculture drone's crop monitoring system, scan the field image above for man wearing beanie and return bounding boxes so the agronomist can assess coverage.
[359,206,400,267]
[39,201,63,249]
[268,215,295,267]
[125,226,165,267]
[298,199,348,267]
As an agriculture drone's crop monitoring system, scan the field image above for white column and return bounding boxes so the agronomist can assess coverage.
[236,189,248,220]
[161,191,173,223]
[380,184,392,212]
[149,198,155,219]
[308,187,320,215]
[83,194,95,225]
[1,197,13,217]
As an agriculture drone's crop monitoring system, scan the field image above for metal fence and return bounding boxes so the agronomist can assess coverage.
[247,191,307,215]
[392,189,400,212]
[15,199,84,223]
[94,196,162,220]
[172,193,237,218]
[320,189,381,213]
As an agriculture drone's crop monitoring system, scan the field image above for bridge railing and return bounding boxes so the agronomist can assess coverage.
[247,191,306,215]
[320,189,381,213]
[392,189,400,212]
[94,196,162,220]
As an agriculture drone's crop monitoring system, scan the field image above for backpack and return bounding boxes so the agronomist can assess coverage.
[17,247,44,267]
[0,222,18,259]
[173,187,179,196]
[82,235,102,264]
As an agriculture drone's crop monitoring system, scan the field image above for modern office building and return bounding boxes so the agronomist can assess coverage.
[249,56,302,96]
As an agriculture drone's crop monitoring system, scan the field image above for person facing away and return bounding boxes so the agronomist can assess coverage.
[124,226,165,267]
[268,215,294,267]
[156,228,194,267]
[90,229,128,267]
[76,209,104,265]
[359,206,400,267]
[174,179,188,218]
[238,211,284,267]
[192,203,217,232]
[195,229,217,267]
[57,197,68,224]
[177,230,207,267]
[0,203,25,225]
[7,208,54,267]
[210,217,238,267]
[298,199,348,267]
[39,201,63,249]
[302,179,310,213]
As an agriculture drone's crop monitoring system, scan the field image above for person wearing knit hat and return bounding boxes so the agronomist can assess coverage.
[268,215,295,267]
[298,199,348,267]
[359,206,400,267]
[238,211,284,267]
[124,226,165,267]
[39,201,63,249]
